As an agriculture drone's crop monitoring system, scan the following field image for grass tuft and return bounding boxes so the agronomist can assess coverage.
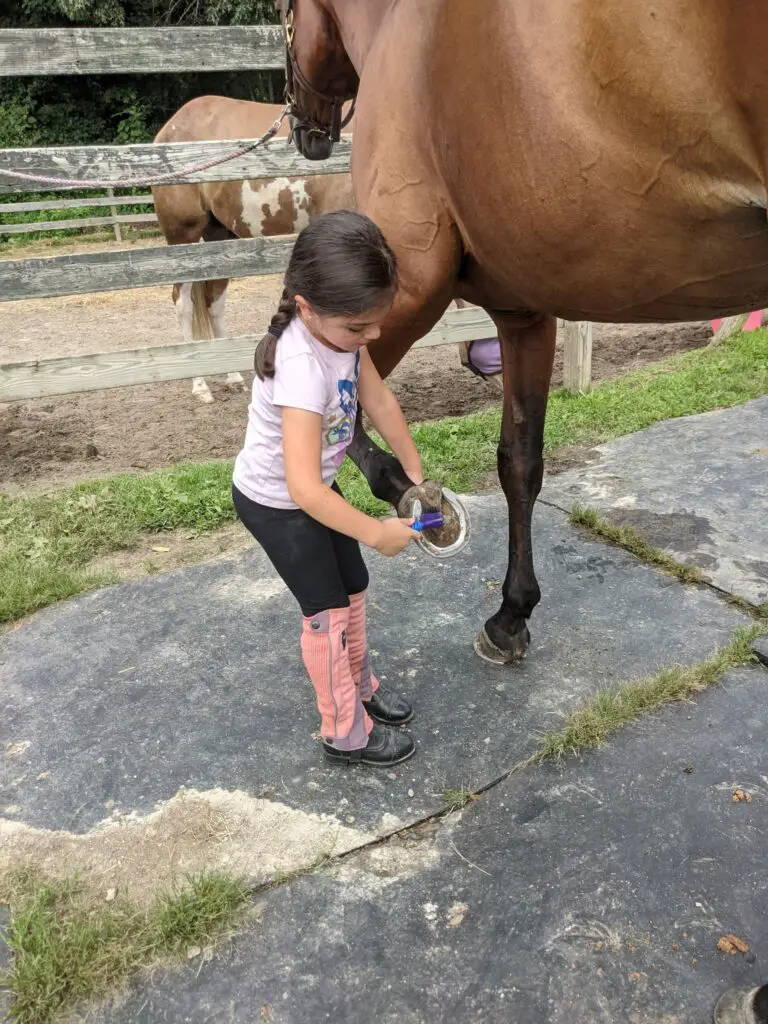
[533,625,767,762]
[723,593,768,622]
[442,788,478,812]
[0,868,249,1024]
[569,505,703,584]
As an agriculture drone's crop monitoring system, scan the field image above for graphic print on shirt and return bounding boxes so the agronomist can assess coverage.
[325,351,360,455]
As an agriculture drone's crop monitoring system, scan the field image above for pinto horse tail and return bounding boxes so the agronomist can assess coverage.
[190,281,216,340]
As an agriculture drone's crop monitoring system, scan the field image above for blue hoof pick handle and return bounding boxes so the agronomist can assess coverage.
[410,489,471,559]
[413,512,445,532]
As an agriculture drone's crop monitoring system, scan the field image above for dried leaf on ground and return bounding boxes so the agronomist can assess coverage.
[732,787,753,802]
[717,934,749,954]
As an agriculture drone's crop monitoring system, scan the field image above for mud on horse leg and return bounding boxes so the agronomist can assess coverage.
[475,312,557,665]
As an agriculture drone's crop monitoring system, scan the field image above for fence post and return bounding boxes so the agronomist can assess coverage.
[106,187,122,243]
[562,320,593,394]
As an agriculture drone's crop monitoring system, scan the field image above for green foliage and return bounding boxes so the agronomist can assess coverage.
[0,0,281,160]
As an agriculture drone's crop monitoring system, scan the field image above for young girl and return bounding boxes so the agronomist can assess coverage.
[232,210,423,768]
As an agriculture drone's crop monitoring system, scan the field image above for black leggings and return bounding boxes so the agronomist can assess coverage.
[232,483,369,617]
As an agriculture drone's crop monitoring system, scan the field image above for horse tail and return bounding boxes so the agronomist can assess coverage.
[190,281,216,340]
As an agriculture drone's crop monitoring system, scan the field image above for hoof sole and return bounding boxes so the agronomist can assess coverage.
[473,629,527,665]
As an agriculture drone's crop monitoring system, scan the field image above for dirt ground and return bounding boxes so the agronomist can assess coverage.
[1,236,712,495]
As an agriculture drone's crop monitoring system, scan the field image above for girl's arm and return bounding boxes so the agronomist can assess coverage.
[282,407,416,556]
[357,348,424,485]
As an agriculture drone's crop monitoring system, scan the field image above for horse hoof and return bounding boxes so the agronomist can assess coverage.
[398,481,444,518]
[399,483,471,558]
[192,377,215,404]
[473,629,527,665]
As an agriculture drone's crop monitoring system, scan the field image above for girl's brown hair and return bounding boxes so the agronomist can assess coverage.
[254,210,398,379]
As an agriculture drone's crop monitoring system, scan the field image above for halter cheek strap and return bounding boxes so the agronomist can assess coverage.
[280,0,357,143]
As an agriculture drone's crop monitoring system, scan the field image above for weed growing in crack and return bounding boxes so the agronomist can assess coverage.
[443,788,478,812]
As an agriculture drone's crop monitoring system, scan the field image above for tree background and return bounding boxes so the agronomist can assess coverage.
[0,0,281,149]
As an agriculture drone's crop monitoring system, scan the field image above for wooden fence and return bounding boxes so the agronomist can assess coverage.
[0,190,157,241]
[0,24,593,404]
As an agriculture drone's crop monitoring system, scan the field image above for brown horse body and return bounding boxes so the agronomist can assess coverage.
[284,0,768,661]
[152,97,353,398]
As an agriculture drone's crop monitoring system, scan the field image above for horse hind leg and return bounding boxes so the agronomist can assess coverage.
[175,281,215,404]
[203,278,243,390]
[200,217,244,392]
[155,197,218,403]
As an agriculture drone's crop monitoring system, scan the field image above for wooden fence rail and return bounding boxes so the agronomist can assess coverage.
[0,307,498,403]
[0,192,157,240]
[0,212,157,236]
[0,26,284,76]
[0,136,352,193]
[1,194,154,212]
[0,236,295,301]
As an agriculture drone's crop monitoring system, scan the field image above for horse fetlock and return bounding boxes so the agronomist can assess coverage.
[356,448,413,507]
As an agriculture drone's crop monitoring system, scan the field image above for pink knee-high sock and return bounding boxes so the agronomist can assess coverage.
[347,590,380,702]
[300,607,373,750]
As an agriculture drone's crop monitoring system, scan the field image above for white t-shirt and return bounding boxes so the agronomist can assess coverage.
[233,316,360,509]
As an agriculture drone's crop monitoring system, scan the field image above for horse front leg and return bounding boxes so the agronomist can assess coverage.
[475,312,557,665]
[347,418,445,515]
[343,210,460,520]
[346,292,447,518]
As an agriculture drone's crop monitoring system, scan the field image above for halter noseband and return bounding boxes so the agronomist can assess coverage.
[280,0,357,144]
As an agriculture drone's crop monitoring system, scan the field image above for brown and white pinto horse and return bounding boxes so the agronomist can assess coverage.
[152,97,353,401]
[281,0,768,663]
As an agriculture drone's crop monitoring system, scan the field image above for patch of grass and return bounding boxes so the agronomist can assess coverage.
[442,788,478,812]
[2,330,767,623]
[569,505,703,584]
[0,461,235,622]
[533,625,767,762]
[0,868,249,1024]
[544,328,768,449]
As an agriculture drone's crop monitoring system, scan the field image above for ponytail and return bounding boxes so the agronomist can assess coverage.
[254,289,297,380]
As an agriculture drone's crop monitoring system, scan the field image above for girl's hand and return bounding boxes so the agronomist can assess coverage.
[373,518,419,556]
[405,464,424,486]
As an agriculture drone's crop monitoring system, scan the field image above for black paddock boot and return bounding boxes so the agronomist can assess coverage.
[323,721,416,767]
[363,684,413,725]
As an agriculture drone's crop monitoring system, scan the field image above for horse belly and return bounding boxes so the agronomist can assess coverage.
[430,0,768,321]
[452,158,768,322]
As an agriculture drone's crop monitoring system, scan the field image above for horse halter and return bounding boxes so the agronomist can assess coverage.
[280,0,357,143]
